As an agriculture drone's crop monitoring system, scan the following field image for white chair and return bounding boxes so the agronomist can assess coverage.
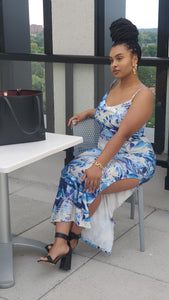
[73,118,145,252]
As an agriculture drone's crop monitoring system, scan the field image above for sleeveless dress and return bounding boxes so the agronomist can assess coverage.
[51,87,156,254]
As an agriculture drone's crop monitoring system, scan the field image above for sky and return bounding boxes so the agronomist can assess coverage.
[29,0,44,26]
[126,0,159,28]
[28,0,159,29]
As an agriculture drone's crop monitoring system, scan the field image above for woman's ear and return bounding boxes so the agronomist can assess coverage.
[133,54,138,64]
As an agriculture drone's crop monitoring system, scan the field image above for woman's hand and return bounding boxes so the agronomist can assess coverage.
[68,109,96,129]
[81,164,102,193]
[68,111,89,130]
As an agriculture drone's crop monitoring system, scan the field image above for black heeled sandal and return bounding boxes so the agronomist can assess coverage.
[45,231,81,253]
[38,233,72,270]
[45,243,53,252]
[69,231,81,247]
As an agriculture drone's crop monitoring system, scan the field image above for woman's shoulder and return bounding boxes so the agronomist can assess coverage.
[139,85,154,97]
[132,85,154,108]
[133,84,154,99]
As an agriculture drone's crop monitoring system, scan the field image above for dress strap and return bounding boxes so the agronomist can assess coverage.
[131,86,148,101]
[110,79,118,89]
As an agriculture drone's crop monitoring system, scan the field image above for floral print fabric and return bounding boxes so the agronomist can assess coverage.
[51,88,156,253]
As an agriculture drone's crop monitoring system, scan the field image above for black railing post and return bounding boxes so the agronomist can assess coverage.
[154,0,169,155]
[43,0,54,132]
[65,64,74,165]
[0,0,5,53]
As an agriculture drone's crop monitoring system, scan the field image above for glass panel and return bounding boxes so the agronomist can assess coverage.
[31,62,46,113]
[28,1,45,112]
[28,0,44,54]
[126,0,159,57]
[138,66,156,142]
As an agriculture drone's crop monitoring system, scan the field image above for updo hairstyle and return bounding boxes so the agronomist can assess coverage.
[109,18,141,65]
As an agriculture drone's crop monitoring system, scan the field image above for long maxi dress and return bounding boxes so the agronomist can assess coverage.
[51,86,156,254]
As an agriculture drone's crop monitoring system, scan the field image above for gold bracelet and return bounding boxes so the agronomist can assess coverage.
[93,161,104,169]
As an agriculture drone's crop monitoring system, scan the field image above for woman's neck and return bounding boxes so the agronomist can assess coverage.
[118,74,141,89]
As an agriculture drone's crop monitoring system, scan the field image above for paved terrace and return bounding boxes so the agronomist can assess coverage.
[0,164,169,300]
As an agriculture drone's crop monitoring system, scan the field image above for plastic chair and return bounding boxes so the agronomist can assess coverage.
[73,118,145,252]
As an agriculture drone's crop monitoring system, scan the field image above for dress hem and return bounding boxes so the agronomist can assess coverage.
[81,236,112,255]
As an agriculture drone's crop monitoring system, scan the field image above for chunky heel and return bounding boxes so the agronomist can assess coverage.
[60,247,72,270]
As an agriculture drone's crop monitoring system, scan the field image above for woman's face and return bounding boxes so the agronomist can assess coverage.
[109,43,138,79]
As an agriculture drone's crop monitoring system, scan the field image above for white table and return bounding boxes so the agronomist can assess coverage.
[0,133,83,288]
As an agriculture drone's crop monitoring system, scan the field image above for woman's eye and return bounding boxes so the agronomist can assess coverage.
[117,57,122,61]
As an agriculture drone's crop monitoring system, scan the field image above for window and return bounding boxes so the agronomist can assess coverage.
[126,0,159,139]
[126,0,159,57]
[28,0,46,113]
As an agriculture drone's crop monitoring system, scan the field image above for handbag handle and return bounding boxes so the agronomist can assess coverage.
[2,95,43,135]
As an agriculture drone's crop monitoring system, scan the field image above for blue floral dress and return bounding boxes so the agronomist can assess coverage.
[51,87,156,254]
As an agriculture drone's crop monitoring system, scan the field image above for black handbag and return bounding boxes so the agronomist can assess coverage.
[0,89,46,145]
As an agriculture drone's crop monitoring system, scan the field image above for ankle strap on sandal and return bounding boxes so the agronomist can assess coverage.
[55,232,69,241]
[69,231,81,240]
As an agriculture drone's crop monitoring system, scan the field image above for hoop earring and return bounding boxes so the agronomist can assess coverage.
[132,63,137,75]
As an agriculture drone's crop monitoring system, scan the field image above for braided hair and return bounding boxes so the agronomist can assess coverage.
[109,18,141,65]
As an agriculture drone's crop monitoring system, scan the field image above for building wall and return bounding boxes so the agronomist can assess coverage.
[52,0,95,134]
[52,0,95,56]
[73,64,94,114]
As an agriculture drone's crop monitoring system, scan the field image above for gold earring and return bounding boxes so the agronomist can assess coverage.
[132,63,137,75]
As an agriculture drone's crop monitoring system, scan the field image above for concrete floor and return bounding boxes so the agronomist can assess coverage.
[0,165,169,300]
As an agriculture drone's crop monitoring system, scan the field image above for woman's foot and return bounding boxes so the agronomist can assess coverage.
[40,241,69,262]
[38,233,72,270]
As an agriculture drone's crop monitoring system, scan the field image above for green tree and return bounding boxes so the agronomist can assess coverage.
[30,31,44,50]
[139,29,157,46]
[138,66,156,88]
[30,31,46,112]
[32,62,45,79]
[31,42,39,54]
[32,74,43,91]
[142,45,157,57]
[138,66,156,128]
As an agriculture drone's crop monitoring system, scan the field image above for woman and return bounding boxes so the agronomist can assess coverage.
[38,18,156,269]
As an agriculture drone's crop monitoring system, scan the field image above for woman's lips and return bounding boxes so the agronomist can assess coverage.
[113,69,119,75]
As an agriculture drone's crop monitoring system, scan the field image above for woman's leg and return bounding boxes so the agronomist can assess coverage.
[43,177,140,255]
[70,178,139,247]
[102,178,140,194]
[70,193,102,248]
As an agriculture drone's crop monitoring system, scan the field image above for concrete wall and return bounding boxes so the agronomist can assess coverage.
[52,0,94,56]
[53,63,66,134]
[73,64,95,114]
[52,0,95,133]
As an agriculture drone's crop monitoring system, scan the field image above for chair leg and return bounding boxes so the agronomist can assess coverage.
[137,185,145,252]
[130,192,136,219]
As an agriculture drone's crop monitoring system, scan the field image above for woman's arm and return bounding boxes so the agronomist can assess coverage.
[68,109,96,129]
[82,88,154,193]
